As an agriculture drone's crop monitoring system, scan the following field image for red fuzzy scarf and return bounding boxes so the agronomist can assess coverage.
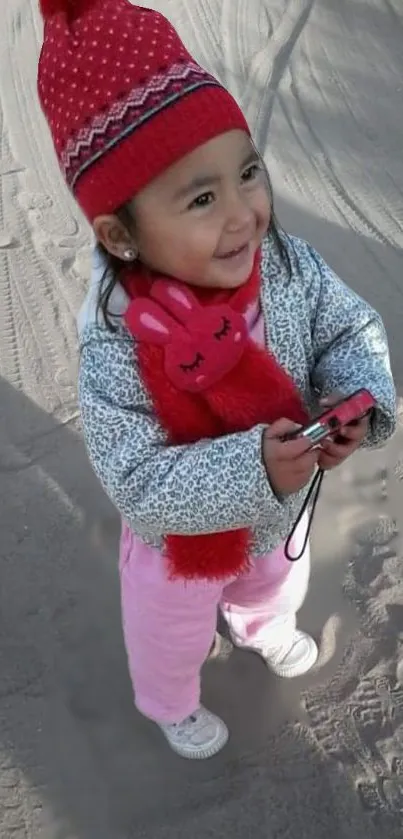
[123,255,308,580]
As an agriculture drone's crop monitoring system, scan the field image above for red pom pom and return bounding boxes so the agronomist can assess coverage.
[39,0,96,19]
[39,0,70,16]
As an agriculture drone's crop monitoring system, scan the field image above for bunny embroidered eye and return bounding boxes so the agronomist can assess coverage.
[179,352,204,372]
[214,317,231,340]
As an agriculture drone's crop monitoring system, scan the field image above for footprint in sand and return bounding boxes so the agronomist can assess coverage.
[0,231,17,248]
[394,457,403,481]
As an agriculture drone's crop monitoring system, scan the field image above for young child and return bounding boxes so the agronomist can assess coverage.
[38,0,396,760]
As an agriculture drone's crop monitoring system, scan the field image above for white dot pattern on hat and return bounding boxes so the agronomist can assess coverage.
[38,0,190,155]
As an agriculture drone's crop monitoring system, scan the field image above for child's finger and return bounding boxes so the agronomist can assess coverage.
[320,438,355,459]
[292,449,319,473]
[319,391,344,408]
[265,418,301,438]
[318,451,340,470]
[337,417,369,442]
[279,437,317,461]
[265,422,314,461]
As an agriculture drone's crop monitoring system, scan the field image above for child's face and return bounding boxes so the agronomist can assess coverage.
[95,130,271,289]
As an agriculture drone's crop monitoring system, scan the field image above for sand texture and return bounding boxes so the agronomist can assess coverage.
[0,1,403,837]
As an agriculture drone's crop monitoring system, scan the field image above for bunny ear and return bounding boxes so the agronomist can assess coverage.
[151,280,201,325]
[125,298,179,345]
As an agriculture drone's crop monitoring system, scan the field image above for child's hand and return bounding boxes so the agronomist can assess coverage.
[317,394,369,471]
[262,419,319,497]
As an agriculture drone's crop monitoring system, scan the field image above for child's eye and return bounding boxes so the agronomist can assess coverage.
[188,192,214,210]
[241,163,262,183]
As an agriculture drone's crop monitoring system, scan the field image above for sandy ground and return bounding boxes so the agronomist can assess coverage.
[1,0,403,837]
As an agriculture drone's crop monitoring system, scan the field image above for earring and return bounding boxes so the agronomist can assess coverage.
[123,247,137,262]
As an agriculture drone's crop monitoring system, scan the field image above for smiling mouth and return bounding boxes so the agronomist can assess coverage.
[216,243,249,260]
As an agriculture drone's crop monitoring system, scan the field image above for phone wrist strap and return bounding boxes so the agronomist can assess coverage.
[284,468,324,561]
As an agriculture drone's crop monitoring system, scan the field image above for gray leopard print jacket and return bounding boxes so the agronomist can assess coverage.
[78,234,396,555]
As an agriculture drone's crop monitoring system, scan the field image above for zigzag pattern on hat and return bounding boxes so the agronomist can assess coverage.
[61,61,220,187]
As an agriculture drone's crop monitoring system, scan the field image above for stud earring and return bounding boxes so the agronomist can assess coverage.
[123,247,137,262]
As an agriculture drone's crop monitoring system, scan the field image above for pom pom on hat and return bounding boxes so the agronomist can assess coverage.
[39,0,69,16]
[39,0,95,19]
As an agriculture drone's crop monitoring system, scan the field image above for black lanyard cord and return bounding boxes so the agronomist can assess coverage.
[284,468,325,562]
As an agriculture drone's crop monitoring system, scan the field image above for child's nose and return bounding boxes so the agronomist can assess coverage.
[224,192,253,231]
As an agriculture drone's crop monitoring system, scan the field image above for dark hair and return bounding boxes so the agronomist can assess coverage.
[97,204,134,332]
[96,169,290,331]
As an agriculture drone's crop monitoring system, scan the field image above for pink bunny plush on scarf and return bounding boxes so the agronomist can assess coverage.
[126,280,249,393]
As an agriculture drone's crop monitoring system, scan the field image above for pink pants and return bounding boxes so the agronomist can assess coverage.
[119,521,310,724]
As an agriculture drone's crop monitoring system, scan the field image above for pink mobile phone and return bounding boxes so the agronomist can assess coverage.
[287,389,376,446]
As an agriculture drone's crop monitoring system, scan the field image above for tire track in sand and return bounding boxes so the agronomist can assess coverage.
[0,108,23,391]
[0,0,89,417]
[233,0,316,148]
[143,0,315,149]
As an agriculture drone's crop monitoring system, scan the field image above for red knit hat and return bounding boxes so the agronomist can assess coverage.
[37,0,250,221]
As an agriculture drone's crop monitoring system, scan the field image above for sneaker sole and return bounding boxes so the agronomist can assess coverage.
[161,722,229,760]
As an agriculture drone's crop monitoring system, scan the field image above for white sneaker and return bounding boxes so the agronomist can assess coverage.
[264,630,318,678]
[158,706,229,760]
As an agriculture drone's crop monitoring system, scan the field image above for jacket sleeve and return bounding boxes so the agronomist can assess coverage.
[78,325,286,537]
[298,240,397,447]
